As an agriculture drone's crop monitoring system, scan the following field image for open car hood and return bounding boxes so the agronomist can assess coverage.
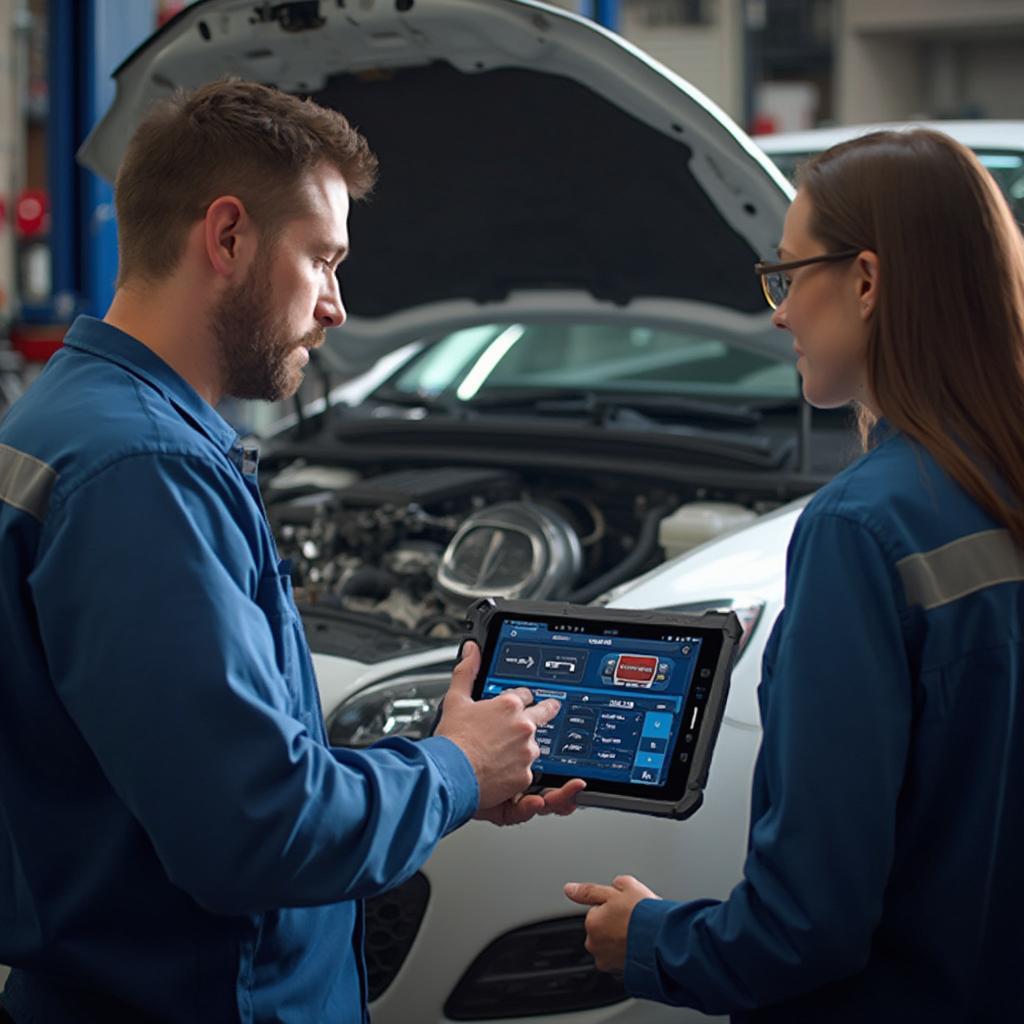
[79,0,792,366]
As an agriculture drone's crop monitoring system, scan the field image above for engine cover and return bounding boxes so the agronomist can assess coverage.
[436,501,583,604]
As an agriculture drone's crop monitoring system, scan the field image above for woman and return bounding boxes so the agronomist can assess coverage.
[565,129,1024,1022]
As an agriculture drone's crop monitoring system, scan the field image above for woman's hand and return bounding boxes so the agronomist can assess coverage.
[564,874,661,972]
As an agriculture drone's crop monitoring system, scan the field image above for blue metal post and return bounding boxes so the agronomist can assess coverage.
[77,0,155,317]
[576,0,619,32]
[44,0,154,322]
[45,0,78,322]
[594,0,619,32]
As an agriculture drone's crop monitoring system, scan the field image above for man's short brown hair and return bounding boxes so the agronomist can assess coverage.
[113,78,378,286]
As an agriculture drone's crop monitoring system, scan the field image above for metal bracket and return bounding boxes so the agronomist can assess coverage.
[250,1,326,33]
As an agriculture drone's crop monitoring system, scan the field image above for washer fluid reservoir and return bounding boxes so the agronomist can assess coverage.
[658,502,757,559]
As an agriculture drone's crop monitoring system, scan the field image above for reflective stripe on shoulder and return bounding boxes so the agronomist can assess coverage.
[897,529,1024,610]
[0,443,57,522]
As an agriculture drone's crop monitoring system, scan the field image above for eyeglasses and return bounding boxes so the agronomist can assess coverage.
[753,249,860,309]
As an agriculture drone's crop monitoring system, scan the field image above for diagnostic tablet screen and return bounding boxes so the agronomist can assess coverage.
[479,615,707,788]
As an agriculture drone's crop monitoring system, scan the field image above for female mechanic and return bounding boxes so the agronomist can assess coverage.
[565,129,1024,1022]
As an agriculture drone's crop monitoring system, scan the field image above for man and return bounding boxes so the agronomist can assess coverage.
[0,80,581,1023]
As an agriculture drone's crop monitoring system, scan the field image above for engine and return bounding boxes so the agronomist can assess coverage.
[263,463,634,637]
[262,457,762,640]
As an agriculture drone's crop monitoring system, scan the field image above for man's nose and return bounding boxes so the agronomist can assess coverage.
[316,275,346,328]
[771,301,789,330]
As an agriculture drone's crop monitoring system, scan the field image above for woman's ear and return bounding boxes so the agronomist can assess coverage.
[857,250,879,320]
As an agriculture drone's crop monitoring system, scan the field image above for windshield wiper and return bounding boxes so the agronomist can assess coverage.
[369,385,769,433]
[462,388,763,428]
[366,387,470,418]
[748,396,815,474]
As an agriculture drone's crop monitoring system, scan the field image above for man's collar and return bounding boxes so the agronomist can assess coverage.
[62,315,239,454]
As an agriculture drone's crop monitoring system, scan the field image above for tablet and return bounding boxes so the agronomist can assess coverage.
[465,598,741,819]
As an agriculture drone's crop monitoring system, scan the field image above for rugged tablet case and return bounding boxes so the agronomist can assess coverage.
[463,597,742,819]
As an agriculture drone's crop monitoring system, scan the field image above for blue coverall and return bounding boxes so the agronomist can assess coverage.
[625,421,1024,1021]
[0,316,478,1022]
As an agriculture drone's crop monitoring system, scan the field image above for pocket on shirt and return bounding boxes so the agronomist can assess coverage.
[254,563,301,680]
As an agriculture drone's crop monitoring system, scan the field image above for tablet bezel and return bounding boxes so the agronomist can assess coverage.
[466,599,741,818]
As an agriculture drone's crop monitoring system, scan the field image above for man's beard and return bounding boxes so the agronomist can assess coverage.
[211,250,325,402]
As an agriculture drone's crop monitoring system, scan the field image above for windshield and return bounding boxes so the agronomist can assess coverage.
[380,321,798,403]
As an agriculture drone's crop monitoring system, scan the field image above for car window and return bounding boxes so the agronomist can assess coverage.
[975,150,1024,223]
[765,150,807,184]
[388,322,798,401]
[766,144,1024,224]
[395,324,505,395]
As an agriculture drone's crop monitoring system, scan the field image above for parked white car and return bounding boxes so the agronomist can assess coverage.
[310,498,805,1022]
[757,121,1024,221]
[65,1,865,1020]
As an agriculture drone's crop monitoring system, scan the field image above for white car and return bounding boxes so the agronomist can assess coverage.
[71,1,862,1020]
[757,121,1024,221]
[307,499,804,1023]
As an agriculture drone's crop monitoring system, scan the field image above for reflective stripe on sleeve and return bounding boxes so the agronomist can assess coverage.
[896,529,1024,610]
[0,443,57,521]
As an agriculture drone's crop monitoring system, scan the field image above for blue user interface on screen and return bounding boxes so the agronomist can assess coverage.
[482,619,702,787]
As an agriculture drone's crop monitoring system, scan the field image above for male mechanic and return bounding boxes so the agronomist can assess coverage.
[0,80,582,1023]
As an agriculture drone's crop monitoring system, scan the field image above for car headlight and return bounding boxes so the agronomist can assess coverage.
[657,599,764,661]
[326,672,450,748]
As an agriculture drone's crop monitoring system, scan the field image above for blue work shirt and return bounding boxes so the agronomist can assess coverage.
[0,316,478,1022]
[624,422,1024,1020]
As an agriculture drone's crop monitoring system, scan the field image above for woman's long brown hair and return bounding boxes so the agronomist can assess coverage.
[799,129,1024,547]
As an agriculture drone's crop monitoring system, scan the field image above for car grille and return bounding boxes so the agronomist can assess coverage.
[445,915,628,1019]
[365,871,431,1002]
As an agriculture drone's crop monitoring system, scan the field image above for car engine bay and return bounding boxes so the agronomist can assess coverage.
[262,459,762,642]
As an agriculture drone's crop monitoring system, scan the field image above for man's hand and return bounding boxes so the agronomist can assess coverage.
[435,642,566,813]
[475,778,587,826]
[564,875,661,973]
